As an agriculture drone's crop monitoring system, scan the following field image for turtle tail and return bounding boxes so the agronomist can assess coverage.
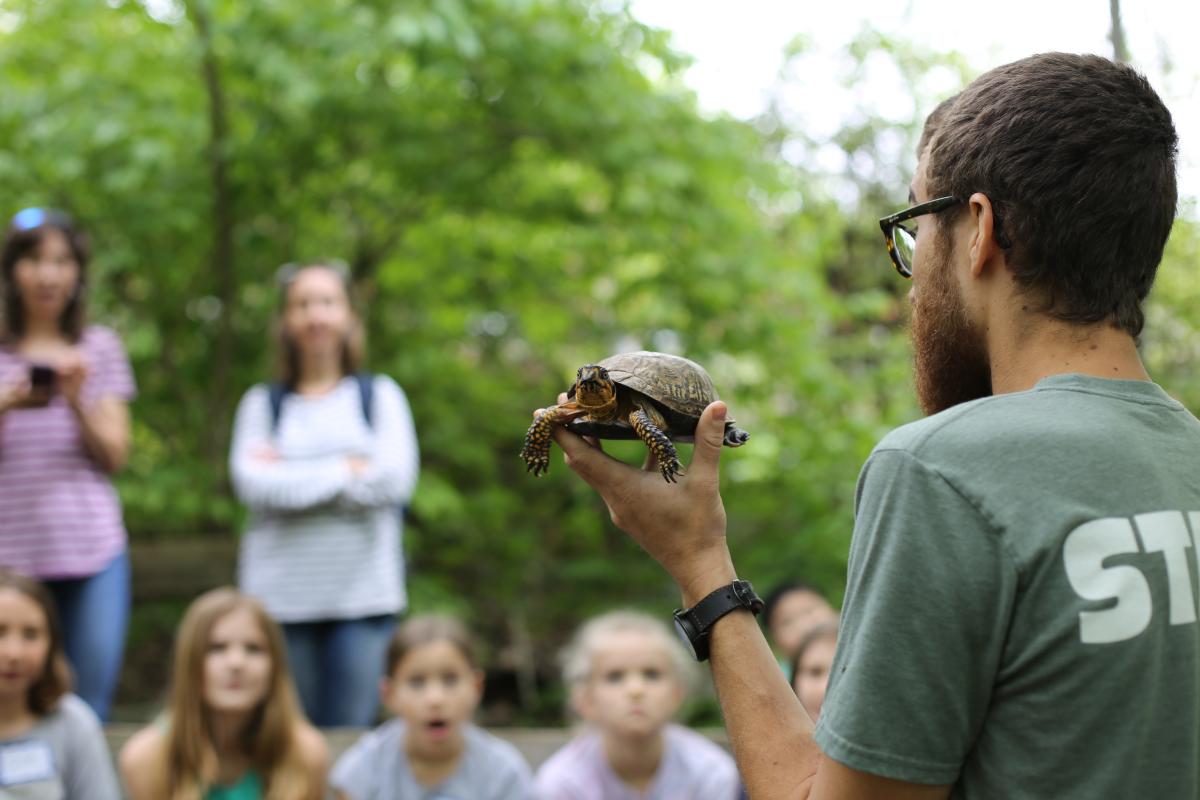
[723,423,750,447]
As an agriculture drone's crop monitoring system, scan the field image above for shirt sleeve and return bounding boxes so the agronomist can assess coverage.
[328,735,375,799]
[62,697,122,800]
[488,749,535,800]
[228,385,354,513]
[83,326,136,405]
[532,745,591,800]
[340,376,420,509]
[814,447,1019,785]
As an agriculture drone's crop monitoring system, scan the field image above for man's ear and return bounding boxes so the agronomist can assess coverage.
[966,191,1002,278]
[473,668,486,702]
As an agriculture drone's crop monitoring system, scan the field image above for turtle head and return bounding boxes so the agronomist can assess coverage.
[572,364,617,411]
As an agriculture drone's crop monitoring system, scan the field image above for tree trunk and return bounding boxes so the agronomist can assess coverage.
[1109,0,1130,63]
[190,0,237,471]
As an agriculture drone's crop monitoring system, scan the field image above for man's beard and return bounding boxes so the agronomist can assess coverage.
[910,230,992,415]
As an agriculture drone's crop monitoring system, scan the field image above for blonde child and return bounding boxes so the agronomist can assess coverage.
[331,614,533,799]
[535,610,740,799]
[0,568,119,797]
[120,587,328,799]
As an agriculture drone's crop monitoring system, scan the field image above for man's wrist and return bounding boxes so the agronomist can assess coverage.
[676,548,738,607]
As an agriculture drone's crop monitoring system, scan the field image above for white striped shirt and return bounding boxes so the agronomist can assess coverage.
[229,374,419,621]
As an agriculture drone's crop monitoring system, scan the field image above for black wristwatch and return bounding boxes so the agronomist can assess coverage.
[673,580,764,662]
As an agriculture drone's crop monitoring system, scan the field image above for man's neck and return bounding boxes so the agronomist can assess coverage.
[988,314,1150,395]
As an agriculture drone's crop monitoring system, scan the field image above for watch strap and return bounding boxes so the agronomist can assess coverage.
[683,579,764,635]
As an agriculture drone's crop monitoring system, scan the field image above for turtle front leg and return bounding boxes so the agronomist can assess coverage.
[521,402,582,477]
[629,407,684,483]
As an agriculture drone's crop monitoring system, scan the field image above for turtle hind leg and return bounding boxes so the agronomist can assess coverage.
[520,403,584,477]
[629,408,683,483]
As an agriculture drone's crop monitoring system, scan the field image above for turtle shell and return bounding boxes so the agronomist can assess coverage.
[597,351,718,418]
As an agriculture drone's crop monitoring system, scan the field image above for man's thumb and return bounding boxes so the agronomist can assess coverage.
[690,401,727,474]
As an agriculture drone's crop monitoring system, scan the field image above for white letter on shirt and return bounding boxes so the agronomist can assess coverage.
[1136,510,1197,625]
[1063,517,1152,644]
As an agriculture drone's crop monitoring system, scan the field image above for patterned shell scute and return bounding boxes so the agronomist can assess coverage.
[597,351,718,418]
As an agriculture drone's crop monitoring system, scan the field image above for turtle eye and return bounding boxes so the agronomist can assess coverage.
[600,368,608,379]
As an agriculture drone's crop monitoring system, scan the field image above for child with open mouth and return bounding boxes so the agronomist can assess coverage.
[331,615,534,799]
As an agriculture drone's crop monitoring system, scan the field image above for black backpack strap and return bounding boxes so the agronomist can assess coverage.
[271,375,374,432]
[267,382,290,433]
[355,371,375,428]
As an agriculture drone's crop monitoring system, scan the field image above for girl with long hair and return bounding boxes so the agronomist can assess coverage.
[0,207,135,720]
[228,261,419,727]
[119,587,328,799]
[0,568,120,797]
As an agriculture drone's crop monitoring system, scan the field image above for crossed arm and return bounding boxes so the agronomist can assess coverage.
[549,400,950,800]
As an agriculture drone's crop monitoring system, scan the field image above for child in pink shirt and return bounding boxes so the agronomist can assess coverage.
[535,610,739,800]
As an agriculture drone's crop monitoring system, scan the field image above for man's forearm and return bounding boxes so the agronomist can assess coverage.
[706,603,823,799]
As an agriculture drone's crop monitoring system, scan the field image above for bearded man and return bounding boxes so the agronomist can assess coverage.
[547,52,1198,799]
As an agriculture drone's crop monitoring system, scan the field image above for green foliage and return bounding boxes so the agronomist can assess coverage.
[2,1,1196,719]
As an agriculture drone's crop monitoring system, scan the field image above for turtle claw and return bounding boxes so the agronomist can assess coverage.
[660,459,684,483]
[521,450,550,477]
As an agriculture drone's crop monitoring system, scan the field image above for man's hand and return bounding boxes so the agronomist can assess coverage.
[549,397,736,601]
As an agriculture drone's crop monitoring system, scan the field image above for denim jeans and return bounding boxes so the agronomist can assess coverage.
[282,614,397,727]
[44,550,130,722]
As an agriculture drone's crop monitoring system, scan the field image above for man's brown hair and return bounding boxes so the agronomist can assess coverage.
[927,53,1177,337]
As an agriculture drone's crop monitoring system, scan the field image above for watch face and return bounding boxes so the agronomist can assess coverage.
[673,615,699,661]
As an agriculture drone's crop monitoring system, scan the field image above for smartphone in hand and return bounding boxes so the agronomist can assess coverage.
[28,363,56,406]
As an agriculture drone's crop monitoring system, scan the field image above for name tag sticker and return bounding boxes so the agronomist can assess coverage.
[0,740,56,785]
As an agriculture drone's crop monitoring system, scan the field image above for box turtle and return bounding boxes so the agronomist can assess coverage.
[521,351,749,483]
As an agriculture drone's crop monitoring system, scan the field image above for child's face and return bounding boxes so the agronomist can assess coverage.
[203,608,273,715]
[769,590,836,659]
[0,589,50,703]
[791,635,837,720]
[575,631,684,740]
[382,641,482,757]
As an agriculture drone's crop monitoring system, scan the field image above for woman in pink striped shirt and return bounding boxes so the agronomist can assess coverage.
[0,208,136,721]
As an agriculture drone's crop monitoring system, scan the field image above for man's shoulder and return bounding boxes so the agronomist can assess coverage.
[872,380,1151,466]
[872,395,1005,464]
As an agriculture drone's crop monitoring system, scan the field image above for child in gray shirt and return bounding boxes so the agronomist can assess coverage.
[331,615,533,800]
[0,570,120,799]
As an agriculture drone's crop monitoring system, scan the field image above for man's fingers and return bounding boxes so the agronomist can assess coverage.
[688,401,728,477]
[641,450,660,473]
[551,423,633,491]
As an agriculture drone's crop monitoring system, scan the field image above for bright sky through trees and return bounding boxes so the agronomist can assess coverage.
[628,0,1200,203]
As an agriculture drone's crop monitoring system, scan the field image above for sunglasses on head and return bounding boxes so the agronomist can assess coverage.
[9,207,72,233]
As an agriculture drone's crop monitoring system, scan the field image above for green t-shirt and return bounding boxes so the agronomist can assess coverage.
[206,770,262,800]
[815,375,1200,798]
